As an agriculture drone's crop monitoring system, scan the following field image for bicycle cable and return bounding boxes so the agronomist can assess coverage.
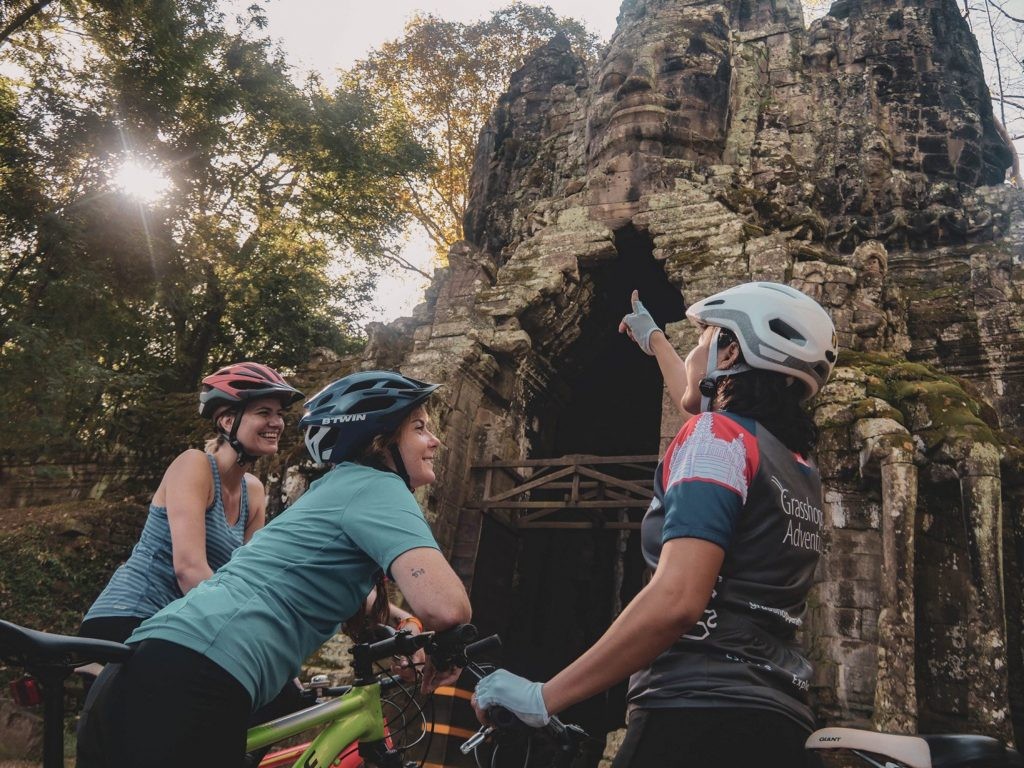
[373,660,430,754]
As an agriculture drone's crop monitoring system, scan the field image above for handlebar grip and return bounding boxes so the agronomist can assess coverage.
[430,623,478,648]
[465,634,501,660]
[360,629,430,663]
[426,623,478,670]
[488,705,522,730]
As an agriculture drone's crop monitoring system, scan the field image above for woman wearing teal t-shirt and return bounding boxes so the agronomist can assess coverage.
[77,371,472,768]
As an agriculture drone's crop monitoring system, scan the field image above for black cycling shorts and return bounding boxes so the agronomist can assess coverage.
[76,638,251,768]
[611,707,823,768]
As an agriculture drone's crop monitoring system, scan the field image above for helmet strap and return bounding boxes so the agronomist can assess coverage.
[698,328,752,412]
[222,403,259,465]
[698,328,722,413]
[388,443,413,491]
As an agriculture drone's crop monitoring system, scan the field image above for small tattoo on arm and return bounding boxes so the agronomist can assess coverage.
[411,567,426,578]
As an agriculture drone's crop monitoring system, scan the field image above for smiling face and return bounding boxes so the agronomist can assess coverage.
[396,406,440,490]
[218,396,288,457]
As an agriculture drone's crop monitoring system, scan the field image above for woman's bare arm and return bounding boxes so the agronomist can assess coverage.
[390,547,471,629]
[162,449,216,593]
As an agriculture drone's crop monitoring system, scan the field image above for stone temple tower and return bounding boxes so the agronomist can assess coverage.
[275,0,1024,753]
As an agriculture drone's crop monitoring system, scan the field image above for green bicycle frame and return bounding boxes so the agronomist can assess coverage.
[246,682,387,767]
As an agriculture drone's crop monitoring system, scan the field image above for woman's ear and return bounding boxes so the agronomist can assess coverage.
[216,412,235,434]
[719,341,742,369]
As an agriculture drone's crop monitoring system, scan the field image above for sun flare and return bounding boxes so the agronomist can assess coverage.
[113,159,172,203]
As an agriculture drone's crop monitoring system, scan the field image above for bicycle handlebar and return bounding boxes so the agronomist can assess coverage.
[425,623,479,668]
[450,632,589,768]
[351,623,480,679]
[426,623,481,671]
[464,634,500,660]
[310,629,497,700]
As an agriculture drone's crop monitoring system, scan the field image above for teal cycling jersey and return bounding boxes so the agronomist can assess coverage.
[129,462,440,709]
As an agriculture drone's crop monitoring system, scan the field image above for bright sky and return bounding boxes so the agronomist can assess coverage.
[259,1,621,72]
[250,0,622,323]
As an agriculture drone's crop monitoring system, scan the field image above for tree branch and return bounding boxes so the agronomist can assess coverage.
[987,0,1024,24]
[0,0,56,47]
[401,177,449,247]
[381,246,432,278]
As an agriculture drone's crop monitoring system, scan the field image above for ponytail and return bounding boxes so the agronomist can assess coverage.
[342,571,392,641]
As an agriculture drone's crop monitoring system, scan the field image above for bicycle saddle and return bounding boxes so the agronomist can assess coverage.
[807,728,931,767]
[807,727,1021,768]
[0,619,132,667]
[922,734,1015,768]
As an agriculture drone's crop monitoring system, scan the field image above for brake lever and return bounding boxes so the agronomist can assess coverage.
[464,661,492,681]
[460,724,495,754]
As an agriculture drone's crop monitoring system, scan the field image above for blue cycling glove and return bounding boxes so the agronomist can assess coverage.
[474,669,550,728]
[620,295,663,355]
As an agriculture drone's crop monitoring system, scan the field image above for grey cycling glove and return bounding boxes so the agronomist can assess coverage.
[474,669,550,728]
[621,298,663,355]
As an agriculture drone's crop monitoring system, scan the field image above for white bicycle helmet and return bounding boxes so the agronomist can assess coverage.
[686,282,838,406]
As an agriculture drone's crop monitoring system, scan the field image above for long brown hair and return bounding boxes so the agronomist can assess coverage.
[343,572,392,641]
[713,328,818,456]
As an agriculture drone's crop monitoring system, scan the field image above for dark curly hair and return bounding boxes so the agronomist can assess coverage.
[711,328,818,456]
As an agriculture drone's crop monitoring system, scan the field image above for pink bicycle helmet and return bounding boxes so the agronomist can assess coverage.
[198,362,303,419]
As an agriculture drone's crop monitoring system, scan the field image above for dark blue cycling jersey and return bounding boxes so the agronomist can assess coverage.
[627,411,825,730]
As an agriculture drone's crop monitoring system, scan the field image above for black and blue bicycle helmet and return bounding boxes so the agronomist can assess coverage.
[299,371,439,468]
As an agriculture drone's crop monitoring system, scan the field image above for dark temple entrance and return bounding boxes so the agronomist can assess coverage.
[473,226,686,758]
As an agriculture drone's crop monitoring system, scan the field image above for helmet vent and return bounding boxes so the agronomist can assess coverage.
[351,395,397,414]
[769,318,806,345]
[232,379,268,391]
[704,299,725,306]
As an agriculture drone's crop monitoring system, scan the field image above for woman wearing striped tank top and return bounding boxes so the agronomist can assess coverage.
[78,362,303,643]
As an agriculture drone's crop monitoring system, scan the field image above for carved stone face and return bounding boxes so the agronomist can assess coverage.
[586,1,731,167]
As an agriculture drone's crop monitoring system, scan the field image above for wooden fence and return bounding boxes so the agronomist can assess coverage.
[468,454,659,530]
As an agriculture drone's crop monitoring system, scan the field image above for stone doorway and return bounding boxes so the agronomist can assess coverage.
[471,226,685,755]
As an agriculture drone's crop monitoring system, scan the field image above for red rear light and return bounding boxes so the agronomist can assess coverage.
[10,675,43,707]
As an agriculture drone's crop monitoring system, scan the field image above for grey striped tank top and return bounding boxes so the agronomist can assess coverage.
[84,453,249,620]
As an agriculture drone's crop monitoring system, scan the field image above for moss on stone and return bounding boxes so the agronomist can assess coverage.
[849,398,906,424]
[831,353,1000,454]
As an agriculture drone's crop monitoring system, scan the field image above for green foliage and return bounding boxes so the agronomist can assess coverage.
[0,499,146,700]
[0,501,147,634]
[350,2,599,258]
[0,0,431,462]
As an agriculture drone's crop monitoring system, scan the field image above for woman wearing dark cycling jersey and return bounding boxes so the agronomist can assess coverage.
[76,370,471,768]
[473,282,837,768]
[78,362,303,644]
